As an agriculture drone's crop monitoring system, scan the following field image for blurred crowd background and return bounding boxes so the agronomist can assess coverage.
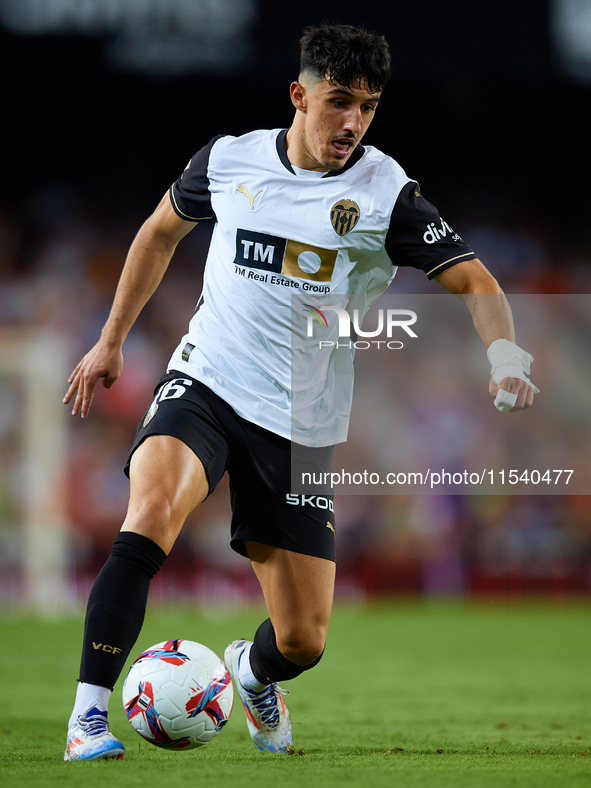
[1,0,591,606]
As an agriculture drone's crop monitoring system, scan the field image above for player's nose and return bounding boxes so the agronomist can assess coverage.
[344,106,363,134]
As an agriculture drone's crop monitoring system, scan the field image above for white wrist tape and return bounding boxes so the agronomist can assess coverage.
[487,338,540,412]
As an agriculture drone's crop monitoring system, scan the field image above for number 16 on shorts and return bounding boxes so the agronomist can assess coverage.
[143,378,193,427]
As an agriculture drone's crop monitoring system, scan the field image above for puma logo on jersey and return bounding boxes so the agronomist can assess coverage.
[326,521,336,537]
[237,184,263,210]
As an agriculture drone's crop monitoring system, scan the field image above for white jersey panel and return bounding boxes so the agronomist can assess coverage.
[168,129,411,445]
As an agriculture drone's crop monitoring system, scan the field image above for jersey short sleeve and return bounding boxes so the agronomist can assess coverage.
[168,135,227,222]
[385,181,475,279]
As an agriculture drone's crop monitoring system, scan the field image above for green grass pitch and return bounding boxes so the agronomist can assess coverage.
[1,601,590,787]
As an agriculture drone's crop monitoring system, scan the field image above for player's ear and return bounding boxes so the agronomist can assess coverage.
[290,81,307,112]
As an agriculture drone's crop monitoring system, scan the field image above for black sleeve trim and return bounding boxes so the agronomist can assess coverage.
[385,181,475,279]
[168,186,214,222]
[169,135,227,222]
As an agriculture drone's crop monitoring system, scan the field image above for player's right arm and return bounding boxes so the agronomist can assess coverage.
[63,194,197,418]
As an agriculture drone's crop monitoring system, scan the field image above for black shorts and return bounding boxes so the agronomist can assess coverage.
[125,372,336,562]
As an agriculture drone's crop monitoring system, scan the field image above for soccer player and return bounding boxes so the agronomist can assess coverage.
[62,24,538,760]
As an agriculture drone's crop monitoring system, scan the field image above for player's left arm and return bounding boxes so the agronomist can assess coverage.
[434,257,539,412]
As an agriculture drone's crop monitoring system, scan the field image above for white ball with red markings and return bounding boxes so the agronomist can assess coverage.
[122,639,234,750]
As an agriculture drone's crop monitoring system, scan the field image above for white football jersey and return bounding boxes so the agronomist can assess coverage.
[167,129,473,446]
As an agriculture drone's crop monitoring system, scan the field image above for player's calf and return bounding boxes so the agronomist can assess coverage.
[274,625,326,667]
[252,618,324,681]
[65,531,166,760]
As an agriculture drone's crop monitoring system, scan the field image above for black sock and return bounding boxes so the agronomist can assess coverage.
[79,532,166,690]
[249,618,324,684]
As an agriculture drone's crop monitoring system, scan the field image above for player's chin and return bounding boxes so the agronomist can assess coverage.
[323,146,355,170]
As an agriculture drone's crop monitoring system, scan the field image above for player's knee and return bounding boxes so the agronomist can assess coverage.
[276,626,326,666]
[133,495,176,527]
[123,493,185,551]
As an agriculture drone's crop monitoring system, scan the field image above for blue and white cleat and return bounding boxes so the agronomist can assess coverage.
[224,639,293,753]
[64,706,125,761]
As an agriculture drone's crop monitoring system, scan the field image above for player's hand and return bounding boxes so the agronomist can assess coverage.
[63,339,124,418]
[489,375,536,412]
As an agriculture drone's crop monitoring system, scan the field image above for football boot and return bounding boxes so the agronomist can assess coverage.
[224,639,293,753]
[64,706,125,761]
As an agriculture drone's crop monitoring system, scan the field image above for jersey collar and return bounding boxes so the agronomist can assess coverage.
[276,129,365,177]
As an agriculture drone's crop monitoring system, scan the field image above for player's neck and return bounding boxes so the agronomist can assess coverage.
[284,125,331,173]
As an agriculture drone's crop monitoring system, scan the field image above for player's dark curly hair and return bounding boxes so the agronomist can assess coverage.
[299,23,391,94]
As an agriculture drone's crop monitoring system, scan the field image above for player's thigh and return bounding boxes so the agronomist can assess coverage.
[246,541,335,663]
[121,435,209,554]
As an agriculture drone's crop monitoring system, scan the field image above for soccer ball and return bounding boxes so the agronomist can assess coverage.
[122,639,234,750]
